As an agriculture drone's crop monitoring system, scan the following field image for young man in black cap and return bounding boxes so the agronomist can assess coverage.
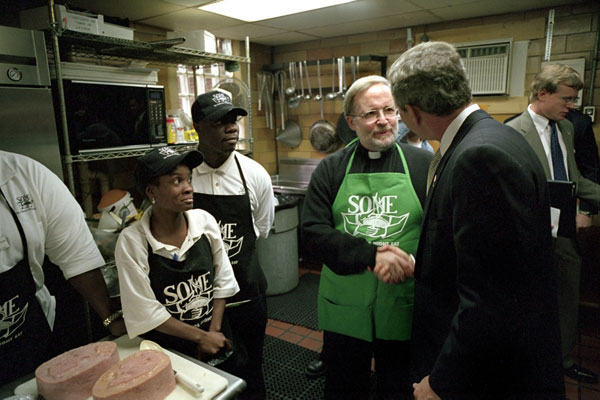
[191,89,274,399]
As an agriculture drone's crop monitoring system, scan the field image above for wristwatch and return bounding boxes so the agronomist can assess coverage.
[102,310,123,327]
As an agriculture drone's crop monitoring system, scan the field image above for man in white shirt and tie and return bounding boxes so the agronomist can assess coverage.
[507,63,600,384]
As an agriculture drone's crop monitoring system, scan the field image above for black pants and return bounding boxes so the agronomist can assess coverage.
[218,296,267,400]
[324,331,411,400]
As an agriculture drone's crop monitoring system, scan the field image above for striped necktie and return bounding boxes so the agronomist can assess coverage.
[427,150,442,194]
[549,120,568,181]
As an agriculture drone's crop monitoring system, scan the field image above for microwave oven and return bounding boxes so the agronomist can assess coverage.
[56,80,167,154]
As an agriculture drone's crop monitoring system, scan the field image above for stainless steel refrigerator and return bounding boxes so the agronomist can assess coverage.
[0,24,63,180]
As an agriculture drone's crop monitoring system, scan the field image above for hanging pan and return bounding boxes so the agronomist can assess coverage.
[310,60,340,153]
[275,70,302,148]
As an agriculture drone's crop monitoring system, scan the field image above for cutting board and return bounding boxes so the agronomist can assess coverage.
[14,335,228,400]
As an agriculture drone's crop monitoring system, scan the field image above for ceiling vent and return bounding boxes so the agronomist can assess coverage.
[456,41,511,95]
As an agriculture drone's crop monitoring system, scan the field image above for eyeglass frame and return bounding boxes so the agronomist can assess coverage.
[558,95,580,105]
[347,106,399,123]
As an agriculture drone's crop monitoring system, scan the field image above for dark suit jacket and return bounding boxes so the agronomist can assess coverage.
[507,111,600,208]
[567,109,600,213]
[412,109,564,399]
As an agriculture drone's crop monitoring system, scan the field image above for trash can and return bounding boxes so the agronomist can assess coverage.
[257,194,300,295]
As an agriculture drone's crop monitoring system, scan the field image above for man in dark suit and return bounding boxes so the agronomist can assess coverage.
[506,64,600,384]
[388,41,565,399]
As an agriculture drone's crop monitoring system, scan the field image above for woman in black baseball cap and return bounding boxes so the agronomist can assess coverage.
[114,146,240,362]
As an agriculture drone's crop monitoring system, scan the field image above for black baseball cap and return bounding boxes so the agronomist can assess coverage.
[134,147,203,194]
[191,89,247,123]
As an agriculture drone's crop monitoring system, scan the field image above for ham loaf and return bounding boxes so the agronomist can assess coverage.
[92,349,176,400]
[35,341,120,400]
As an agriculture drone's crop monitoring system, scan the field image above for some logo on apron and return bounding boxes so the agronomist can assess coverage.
[163,271,213,323]
[15,194,35,213]
[0,295,28,344]
[218,221,244,262]
[341,193,409,239]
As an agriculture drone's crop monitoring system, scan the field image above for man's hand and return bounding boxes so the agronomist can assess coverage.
[576,213,593,231]
[413,375,441,400]
[371,245,414,284]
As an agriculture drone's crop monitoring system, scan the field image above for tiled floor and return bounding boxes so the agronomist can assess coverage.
[265,266,600,399]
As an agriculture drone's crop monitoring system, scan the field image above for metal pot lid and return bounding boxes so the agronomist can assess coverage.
[336,112,357,145]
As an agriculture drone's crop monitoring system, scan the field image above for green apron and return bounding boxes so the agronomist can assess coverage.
[318,141,423,342]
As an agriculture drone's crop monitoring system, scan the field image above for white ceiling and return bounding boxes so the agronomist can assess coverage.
[59,0,585,46]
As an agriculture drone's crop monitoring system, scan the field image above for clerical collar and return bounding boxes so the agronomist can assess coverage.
[368,151,381,159]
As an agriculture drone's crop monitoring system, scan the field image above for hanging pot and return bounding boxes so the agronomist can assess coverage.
[310,62,340,153]
[336,112,357,145]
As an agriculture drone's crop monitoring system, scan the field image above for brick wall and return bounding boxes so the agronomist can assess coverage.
[250,2,600,174]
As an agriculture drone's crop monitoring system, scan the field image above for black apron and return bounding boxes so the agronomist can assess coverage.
[193,155,267,303]
[0,189,53,384]
[143,234,216,357]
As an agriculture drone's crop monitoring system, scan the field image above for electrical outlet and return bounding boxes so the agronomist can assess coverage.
[583,106,595,123]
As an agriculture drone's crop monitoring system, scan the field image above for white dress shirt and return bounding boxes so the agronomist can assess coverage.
[527,105,569,180]
[192,151,275,239]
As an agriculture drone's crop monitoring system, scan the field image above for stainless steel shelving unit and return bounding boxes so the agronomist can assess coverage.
[45,0,252,194]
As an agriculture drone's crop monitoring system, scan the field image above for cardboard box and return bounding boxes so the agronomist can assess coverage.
[166,30,217,53]
[20,4,101,35]
[102,22,134,41]
[20,4,134,40]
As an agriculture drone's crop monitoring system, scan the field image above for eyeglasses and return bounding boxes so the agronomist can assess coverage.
[210,114,243,127]
[559,96,579,104]
[348,107,398,123]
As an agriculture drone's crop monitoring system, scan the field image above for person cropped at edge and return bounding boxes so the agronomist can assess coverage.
[506,64,600,385]
[388,41,565,399]
[301,75,432,400]
[190,90,274,400]
[0,150,126,384]
[568,108,600,227]
[114,147,239,361]
[396,120,434,153]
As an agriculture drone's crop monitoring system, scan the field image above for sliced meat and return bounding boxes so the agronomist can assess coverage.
[92,349,176,400]
[35,341,120,400]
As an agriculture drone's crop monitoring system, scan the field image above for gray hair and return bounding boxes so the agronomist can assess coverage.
[344,75,391,116]
[529,63,583,102]
[388,41,472,116]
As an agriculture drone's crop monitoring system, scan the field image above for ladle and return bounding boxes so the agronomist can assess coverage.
[314,60,323,102]
[285,62,295,96]
[298,61,306,101]
[337,57,345,99]
[325,57,338,100]
[139,339,204,397]
[303,60,312,101]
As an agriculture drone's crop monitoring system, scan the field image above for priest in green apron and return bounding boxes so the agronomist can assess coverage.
[301,76,432,400]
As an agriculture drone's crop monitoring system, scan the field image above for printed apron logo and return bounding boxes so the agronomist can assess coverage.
[163,271,213,323]
[0,295,28,344]
[342,193,409,239]
[219,221,243,262]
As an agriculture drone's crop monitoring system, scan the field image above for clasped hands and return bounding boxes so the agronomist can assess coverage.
[370,244,414,284]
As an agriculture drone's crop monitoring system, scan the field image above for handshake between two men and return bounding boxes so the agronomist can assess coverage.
[370,245,415,284]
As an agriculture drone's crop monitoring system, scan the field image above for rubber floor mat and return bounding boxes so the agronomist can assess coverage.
[266,273,320,330]
[263,335,324,399]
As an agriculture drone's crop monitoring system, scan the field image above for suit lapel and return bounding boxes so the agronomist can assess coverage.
[416,109,491,274]
[512,112,552,178]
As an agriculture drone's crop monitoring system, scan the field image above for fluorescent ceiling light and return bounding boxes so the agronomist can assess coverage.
[199,0,357,22]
